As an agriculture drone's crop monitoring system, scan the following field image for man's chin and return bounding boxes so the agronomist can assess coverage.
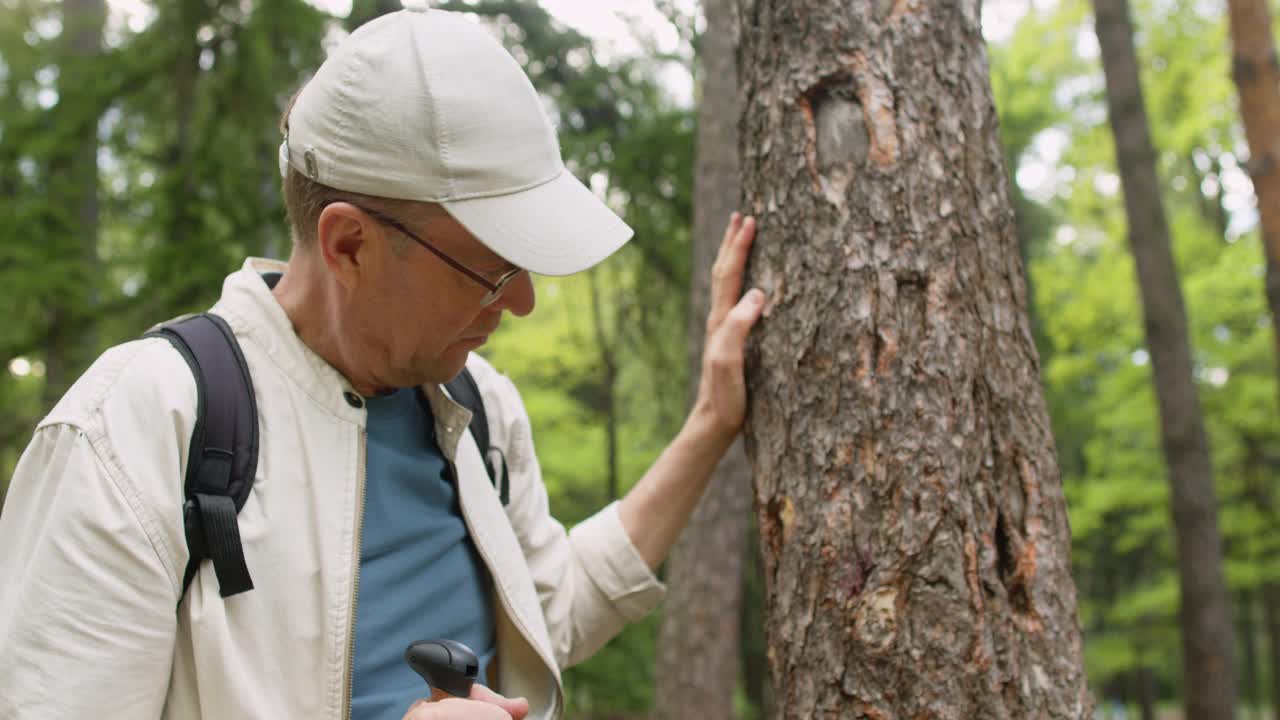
[432,346,475,383]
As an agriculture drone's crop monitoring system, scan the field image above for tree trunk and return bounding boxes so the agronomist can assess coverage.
[1242,589,1262,719]
[346,0,403,32]
[739,532,771,717]
[1092,1,1238,717]
[1225,0,1280,415]
[1134,666,1156,720]
[653,0,750,717]
[146,0,205,318]
[588,270,620,503]
[44,0,105,408]
[1265,582,1280,720]
[737,2,1090,717]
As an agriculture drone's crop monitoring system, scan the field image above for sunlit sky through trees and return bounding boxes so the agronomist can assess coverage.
[95,0,1259,242]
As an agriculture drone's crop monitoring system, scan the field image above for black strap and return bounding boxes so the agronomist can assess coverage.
[147,313,258,599]
[444,368,509,505]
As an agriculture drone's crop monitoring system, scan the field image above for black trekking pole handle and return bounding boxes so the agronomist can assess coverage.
[404,639,479,701]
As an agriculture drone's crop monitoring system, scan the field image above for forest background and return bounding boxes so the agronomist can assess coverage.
[0,0,1276,717]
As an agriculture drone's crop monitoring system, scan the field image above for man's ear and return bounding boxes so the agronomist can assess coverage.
[316,202,379,290]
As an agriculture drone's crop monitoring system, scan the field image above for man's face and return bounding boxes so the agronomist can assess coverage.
[334,205,535,390]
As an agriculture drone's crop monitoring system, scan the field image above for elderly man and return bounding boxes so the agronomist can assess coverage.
[0,6,763,720]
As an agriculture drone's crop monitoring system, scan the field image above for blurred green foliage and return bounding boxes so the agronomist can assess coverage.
[994,0,1280,708]
[2,0,1278,715]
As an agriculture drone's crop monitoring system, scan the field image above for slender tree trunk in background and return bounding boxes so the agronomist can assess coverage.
[739,534,771,717]
[148,0,205,317]
[1242,590,1261,719]
[1225,0,1280,412]
[1092,1,1238,717]
[653,0,750,716]
[588,271,620,502]
[346,0,402,32]
[1130,609,1156,720]
[44,0,105,409]
[737,1,1090,716]
[1134,666,1156,720]
[1265,583,1280,720]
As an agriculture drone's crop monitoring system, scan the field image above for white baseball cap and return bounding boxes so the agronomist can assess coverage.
[278,5,633,276]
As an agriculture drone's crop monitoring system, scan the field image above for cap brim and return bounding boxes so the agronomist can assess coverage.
[441,168,633,276]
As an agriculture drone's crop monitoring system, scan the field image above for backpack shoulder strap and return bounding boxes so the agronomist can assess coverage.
[145,313,258,599]
[444,367,509,505]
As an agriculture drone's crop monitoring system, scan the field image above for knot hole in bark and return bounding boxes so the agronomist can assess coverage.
[801,77,869,203]
[809,82,869,173]
[995,510,1033,615]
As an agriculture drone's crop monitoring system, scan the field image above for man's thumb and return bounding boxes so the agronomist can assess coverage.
[469,684,531,720]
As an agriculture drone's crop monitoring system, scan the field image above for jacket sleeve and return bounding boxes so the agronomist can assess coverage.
[474,362,666,669]
[0,421,179,719]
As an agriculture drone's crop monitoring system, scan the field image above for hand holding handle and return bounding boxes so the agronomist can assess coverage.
[404,639,479,699]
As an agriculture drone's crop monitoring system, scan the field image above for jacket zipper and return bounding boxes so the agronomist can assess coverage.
[343,432,369,720]
[452,460,564,718]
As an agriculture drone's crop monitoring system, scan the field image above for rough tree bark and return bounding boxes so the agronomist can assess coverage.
[1225,0,1280,411]
[653,0,751,717]
[1092,1,1238,717]
[736,1,1090,717]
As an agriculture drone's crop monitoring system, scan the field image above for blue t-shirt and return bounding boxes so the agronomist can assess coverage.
[350,388,496,720]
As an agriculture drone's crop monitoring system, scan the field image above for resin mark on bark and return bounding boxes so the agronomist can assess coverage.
[754,262,784,318]
[925,264,955,330]
[885,0,916,24]
[780,496,796,539]
[846,52,900,169]
[798,92,822,196]
[1014,454,1047,632]
[860,434,878,477]
[965,535,984,613]
[875,325,899,376]
[853,702,892,720]
[839,544,875,605]
[994,507,1042,633]
[853,586,899,652]
[763,495,797,562]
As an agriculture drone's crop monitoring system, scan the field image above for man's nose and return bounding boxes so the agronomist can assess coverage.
[493,272,535,317]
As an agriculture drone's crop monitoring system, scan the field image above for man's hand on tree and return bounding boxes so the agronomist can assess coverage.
[401,685,530,720]
[694,212,765,444]
[616,212,765,570]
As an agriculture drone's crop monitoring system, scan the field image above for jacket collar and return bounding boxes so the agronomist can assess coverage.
[210,259,472,458]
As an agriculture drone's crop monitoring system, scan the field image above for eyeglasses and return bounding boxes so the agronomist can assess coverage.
[348,203,524,308]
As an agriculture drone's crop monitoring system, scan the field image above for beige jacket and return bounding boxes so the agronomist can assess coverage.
[0,259,665,720]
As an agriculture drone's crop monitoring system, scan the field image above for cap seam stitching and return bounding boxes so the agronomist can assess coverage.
[414,24,452,197]
[332,46,361,184]
[438,164,566,203]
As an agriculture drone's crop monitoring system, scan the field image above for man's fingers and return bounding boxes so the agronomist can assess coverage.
[707,215,756,334]
[469,684,530,720]
[401,686,530,720]
[719,211,742,256]
[403,698,430,719]
[707,289,765,369]
[407,697,513,719]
